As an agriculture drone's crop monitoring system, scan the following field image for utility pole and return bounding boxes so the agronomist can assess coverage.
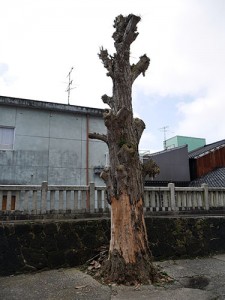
[159,126,169,149]
[66,67,75,105]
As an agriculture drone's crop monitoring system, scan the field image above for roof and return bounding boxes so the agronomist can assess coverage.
[189,167,225,187]
[166,135,205,141]
[188,139,225,159]
[147,145,188,157]
[0,95,104,117]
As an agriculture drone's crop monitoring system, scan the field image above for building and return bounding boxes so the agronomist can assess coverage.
[144,145,190,186]
[0,96,107,185]
[189,139,225,186]
[144,138,225,188]
[165,135,206,152]
[189,167,225,187]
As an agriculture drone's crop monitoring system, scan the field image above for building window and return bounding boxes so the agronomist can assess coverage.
[0,127,15,150]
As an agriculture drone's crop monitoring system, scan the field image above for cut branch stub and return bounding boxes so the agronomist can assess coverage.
[134,118,145,143]
[103,109,116,128]
[98,48,114,78]
[101,94,114,109]
[112,14,140,49]
[142,159,160,178]
[118,143,135,164]
[131,54,150,83]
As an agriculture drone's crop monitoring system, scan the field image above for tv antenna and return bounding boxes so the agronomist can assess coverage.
[66,67,75,105]
[159,126,169,149]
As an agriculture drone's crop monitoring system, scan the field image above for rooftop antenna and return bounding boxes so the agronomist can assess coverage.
[159,126,169,149]
[66,67,75,105]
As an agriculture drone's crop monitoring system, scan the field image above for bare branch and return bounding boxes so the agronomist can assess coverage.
[131,55,150,83]
[134,118,145,143]
[89,132,108,145]
[98,47,114,78]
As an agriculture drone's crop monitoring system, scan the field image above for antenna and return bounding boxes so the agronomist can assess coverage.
[66,67,75,105]
[159,126,169,149]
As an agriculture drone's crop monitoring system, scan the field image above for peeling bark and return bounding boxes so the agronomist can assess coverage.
[90,14,159,284]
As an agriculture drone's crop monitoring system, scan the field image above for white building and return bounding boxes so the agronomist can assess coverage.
[0,96,107,185]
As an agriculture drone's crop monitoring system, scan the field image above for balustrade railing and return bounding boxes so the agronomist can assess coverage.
[0,182,225,217]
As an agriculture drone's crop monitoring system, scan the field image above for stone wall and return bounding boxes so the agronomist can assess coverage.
[1,217,225,276]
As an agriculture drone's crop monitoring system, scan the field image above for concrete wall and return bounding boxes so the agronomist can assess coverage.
[0,97,107,185]
[1,217,225,276]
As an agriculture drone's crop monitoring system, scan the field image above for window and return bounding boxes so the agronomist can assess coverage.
[0,127,15,150]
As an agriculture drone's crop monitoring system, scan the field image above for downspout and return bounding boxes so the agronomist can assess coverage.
[86,114,90,210]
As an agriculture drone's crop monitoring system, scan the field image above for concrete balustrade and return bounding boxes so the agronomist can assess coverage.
[0,183,225,218]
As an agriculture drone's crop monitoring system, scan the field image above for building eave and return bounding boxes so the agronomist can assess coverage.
[0,95,104,117]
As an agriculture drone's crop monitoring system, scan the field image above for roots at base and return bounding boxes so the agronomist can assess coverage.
[94,250,160,285]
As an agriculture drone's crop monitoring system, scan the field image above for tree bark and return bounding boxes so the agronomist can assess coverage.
[89,14,159,284]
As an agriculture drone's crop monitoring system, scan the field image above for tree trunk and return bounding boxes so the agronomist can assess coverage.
[89,14,159,284]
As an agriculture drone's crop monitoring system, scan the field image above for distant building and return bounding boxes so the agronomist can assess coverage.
[0,96,107,185]
[165,135,206,152]
[144,138,225,188]
[144,145,190,186]
[189,139,225,185]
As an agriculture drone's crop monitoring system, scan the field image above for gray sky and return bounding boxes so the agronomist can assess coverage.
[1,0,225,152]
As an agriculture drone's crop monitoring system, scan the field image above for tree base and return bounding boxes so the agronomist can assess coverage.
[96,250,159,285]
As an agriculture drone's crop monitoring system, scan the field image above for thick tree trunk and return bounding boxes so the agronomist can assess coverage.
[103,193,157,284]
[89,14,159,284]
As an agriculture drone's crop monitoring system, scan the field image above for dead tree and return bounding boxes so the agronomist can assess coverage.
[89,14,159,284]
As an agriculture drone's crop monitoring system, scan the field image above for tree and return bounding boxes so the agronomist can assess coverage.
[89,14,159,285]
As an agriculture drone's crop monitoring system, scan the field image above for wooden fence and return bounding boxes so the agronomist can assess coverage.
[0,182,225,217]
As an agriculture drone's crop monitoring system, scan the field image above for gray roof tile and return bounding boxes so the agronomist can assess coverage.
[188,139,225,159]
[189,167,225,187]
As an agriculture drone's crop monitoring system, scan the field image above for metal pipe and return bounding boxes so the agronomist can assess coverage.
[86,114,90,210]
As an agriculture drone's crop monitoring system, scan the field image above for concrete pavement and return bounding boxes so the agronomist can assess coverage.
[1,254,225,299]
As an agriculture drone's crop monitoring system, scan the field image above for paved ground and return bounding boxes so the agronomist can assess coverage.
[1,254,225,299]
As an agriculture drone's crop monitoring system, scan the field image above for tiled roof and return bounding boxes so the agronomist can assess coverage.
[188,139,225,159]
[189,167,225,187]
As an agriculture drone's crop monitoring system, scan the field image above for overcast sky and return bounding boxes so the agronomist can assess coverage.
[1,0,225,152]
